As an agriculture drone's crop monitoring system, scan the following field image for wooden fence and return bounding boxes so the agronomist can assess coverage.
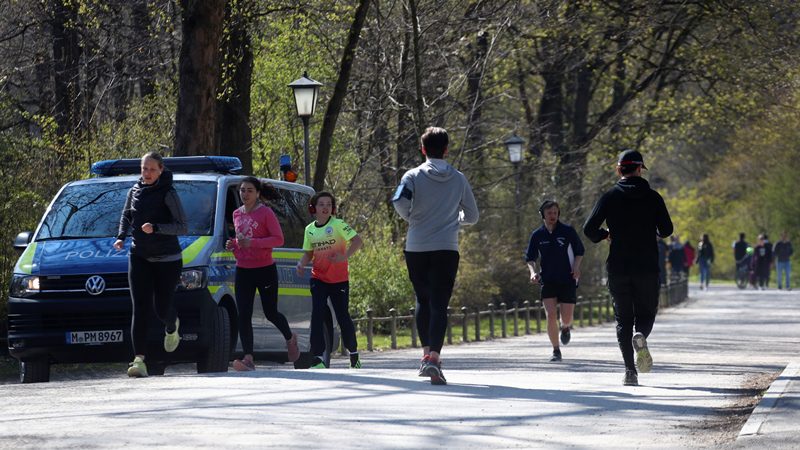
[346,277,689,353]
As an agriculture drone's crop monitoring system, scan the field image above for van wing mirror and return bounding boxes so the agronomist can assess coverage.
[13,231,32,250]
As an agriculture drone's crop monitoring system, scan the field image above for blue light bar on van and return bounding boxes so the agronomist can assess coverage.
[91,156,243,176]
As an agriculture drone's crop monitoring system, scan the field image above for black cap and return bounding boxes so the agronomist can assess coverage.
[617,149,647,170]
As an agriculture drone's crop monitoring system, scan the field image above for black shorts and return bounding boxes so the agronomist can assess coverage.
[540,281,577,304]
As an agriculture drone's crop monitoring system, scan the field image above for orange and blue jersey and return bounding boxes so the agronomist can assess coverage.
[302,217,358,284]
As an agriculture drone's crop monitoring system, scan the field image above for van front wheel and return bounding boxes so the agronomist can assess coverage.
[20,359,50,383]
[197,306,231,373]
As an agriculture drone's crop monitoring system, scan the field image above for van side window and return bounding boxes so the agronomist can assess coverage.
[224,185,240,239]
[264,189,312,248]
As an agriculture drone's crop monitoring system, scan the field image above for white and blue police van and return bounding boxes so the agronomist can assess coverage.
[8,156,337,383]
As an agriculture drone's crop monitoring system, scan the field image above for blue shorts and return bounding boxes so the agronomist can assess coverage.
[540,281,577,304]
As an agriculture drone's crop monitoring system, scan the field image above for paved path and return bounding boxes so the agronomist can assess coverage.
[1,285,798,449]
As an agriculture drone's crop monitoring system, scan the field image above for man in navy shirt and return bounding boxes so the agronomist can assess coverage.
[526,200,585,362]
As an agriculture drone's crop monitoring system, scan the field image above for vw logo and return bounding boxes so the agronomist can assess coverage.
[85,275,106,295]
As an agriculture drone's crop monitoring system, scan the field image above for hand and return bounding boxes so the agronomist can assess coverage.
[296,263,305,277]
[530,272,541,284]
[225,239,236,251]
[572,268,581,281]
[141,223,154,234]
[113,239,124,251]
[238,237,251,248]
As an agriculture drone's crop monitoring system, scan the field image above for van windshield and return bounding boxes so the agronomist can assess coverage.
[36,181,217,240]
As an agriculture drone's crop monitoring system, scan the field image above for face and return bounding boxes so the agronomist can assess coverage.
[239,182,258,206]
[140,157,163,184]
[542,206,559,226]
[314,196,334,219]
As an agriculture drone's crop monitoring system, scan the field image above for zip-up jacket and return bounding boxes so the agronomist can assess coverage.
[583,176,673,275]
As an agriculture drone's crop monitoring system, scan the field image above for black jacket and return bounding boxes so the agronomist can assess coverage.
[117,170,187,258]
[583,176,673,275]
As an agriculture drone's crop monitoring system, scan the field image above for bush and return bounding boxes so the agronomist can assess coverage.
[349,230,415,319]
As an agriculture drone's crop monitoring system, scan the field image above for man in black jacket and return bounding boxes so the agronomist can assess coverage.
[583,150,673,386]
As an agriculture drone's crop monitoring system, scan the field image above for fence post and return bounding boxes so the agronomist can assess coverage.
[446,306,453,345]
[409,307,418,348]
[474,308,481,342]
[461,306,469,343]
[588,296,594,326]
[512,301,519,336]
[500,302,507,338]
[523,300,531,335]
[536,302,542,334]
[488,303,495,339]
[389,308,398,349]
[366,308,374,352]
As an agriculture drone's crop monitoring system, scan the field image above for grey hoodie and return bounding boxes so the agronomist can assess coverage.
[393,158,479,252]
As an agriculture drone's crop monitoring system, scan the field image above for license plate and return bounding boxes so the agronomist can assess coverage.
[66,330,123,344]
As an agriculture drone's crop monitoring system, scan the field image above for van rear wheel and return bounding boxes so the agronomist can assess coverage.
[197,306,231,373]
[20,359,50,383]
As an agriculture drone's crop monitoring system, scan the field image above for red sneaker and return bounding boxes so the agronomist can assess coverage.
[233,358,255,371]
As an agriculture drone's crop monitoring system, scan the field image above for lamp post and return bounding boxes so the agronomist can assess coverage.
[289,72,323,186]
[505,134,525,242]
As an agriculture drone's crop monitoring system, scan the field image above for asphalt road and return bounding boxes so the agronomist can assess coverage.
[1,285,798,449]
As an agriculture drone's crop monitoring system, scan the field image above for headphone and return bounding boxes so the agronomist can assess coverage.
[308,193,337,215]
[538,200,560,219]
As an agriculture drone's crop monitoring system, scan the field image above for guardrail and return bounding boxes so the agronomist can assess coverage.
[347,277,689,353]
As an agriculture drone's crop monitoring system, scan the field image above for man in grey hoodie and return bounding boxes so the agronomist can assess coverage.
[392,127,479,385]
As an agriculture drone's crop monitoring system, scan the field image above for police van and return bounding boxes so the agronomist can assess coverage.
[8,156,337,383]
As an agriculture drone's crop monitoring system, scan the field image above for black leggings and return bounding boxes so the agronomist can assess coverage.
[128,253,181,356]
[608,272,660,371]
[310,279,357,356]
[235,264,292,354]
[405,250,460,354]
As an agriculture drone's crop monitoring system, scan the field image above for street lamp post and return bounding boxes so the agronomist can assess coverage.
[289,72,323,186]
[505,134,525,242]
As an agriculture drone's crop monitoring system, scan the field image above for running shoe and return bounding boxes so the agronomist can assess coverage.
[418,355,431,377]
[560,327,571,346]
[349,353,362,369]
[127,356,148,378]
[233,358,255,371]
[310,357,328,369]
[422,358,447,385]
[549,349,562,362]
[624,369,638,386]
[286,332,300,363]
[164,317,180,353]
[632,332,652,373]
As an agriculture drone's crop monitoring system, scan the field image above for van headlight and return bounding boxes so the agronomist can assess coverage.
[177,268,207,291]
[10,275,40,297]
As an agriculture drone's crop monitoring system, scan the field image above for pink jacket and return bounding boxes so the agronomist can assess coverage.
[230,204,284,268]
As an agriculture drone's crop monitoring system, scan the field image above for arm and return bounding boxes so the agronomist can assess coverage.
[654,193,673,238]
[526,260,541,284]
[114,190,133,250]
[296,251,314,276]
[249,207,285,249]
[391,175,414,221]
[582,194,610,243]
[569,227,585,280]
[572,255,583,281]
[152,189,188,235]
[345,235,363,259]
[524,232,540,283]
[459,178,479,225]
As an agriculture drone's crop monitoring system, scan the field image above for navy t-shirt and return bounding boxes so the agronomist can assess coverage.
[525,221,585,284]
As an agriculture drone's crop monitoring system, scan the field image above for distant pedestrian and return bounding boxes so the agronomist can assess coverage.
[753,234,773,289]
[733,233,750,270]
[392,126,479,385]
[525,200,585,362]
[657,237,668,285]
[774,232,793,290]
[584,149,673,387]
[683,240,695,278]
[668,236,685,281]
[296,192,363,369]
[226,177,300,371]
[695,234,714,290]
[114,152,187,378]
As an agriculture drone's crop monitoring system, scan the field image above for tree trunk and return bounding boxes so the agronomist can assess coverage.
[216,2,253,174]
[50,0,82,138]
[173,0,226,157]
[313,0,370,192]
[408,0,425,136]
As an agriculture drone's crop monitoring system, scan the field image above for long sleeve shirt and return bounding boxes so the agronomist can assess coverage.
[230,204,284,268]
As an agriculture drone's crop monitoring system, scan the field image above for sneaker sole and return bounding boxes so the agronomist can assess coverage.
[560,329,571,346]
[232,360,254,371]
[632,334,652,373]
[127,367,148,378]
[423,363,447,385]
[164,318,180,353]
